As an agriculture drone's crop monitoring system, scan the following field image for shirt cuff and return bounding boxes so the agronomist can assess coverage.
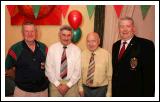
[79,85,83,92]
[53,80,60,87]
[66,81,73,88]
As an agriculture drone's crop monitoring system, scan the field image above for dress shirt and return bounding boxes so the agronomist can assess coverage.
[79,47,112,96]
[119,37,132,52]
[45,42,81,88]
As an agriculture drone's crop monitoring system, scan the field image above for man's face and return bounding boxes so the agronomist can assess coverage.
[87,34,99,52]
[23,25,36,42]
[119,20,135,41]
[59,30,72,46]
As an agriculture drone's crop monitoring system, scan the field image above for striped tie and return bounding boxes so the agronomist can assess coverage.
[86,52,95,86]
[118,41,127,60]
[60,46,67,79]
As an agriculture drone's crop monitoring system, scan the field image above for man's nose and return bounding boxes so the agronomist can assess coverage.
[123,28,128,32]
[28,31,33,35]
[64,37,69,40]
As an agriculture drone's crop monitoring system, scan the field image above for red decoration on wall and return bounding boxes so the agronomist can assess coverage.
[57,5,69,18]
[37,5,55,19]
[18,5,35,19]
[6,5,69,25]
[6,5,18,17]
[114,5,123,18]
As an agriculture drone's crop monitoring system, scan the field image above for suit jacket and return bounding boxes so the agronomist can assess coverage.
[112,36,155,97]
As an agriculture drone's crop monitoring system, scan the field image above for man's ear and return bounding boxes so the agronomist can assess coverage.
[98,37,100,46]
[132,26,136,34]
[71,32,73,38]
[22,31,25,38]
[58,31,61,37]
[35,31,38,39]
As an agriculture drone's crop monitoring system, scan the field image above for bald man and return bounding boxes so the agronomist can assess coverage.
[78,32,112,97]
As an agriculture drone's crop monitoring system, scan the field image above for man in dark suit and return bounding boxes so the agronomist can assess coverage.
[112,17,155,97]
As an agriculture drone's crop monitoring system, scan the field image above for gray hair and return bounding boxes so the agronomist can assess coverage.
[119,16,135,26]
[22,21,37,32]
[59,25,72,34]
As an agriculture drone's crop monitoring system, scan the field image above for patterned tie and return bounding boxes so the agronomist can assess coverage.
[86,52,95,86]
[118,41,127,60]
[60,46,67,79]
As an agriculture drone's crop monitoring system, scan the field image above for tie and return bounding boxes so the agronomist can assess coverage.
[60,46,67,79]
[118,41,127,60]
[86,52,95,86]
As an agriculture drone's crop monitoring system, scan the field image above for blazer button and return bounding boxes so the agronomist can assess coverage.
[33,58,36,61]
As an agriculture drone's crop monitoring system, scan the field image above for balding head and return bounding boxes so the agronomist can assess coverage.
[87,32,100,42]
[86,32,100,52]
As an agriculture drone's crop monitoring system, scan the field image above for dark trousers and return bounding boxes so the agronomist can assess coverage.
[5,76,15,96]
[83,84,108,97]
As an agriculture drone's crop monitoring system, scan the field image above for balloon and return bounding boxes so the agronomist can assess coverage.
[72,28,82,43]
[68,10,82,30]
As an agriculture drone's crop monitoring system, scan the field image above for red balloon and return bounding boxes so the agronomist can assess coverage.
[68,10,82,30]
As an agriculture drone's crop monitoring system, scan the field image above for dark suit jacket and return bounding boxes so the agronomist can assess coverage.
[112,36,155,97]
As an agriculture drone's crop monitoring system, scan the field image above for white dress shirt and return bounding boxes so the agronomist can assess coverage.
[45,42,81,88]
[119,37,133,52]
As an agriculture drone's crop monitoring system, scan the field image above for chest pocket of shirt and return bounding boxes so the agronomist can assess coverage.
[96,59,107,73]
[16,48,46,79]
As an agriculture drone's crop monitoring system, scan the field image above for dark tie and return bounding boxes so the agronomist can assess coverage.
[118,41,127,60]
[60,46,67,79]
[86,52,95,86]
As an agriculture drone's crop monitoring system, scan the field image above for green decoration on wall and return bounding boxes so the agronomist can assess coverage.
[141,5,151,19]
[87,5,96,19]
[32,5,40,19]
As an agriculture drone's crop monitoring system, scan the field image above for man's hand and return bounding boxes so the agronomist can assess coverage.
[60,84,69,96]
[57,84,69,96]
[79,91,84,97]
[57,84,63,95]
[5,67,15,79]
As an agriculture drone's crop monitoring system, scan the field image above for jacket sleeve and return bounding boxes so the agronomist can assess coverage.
[141,41,155,96]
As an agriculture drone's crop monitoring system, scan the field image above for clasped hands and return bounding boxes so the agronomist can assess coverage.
[57,83,69,96]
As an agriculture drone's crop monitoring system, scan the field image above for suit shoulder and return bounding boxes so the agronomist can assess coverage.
[136,37,154,46]
[112,40,121,50]
[37,41,47,47]
[10,41,23,50]
[113,40,121,46]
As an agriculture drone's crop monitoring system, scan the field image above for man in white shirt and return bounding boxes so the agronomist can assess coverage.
[45,25,81,97]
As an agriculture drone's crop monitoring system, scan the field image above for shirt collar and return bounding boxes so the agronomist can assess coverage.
[59,42,72,49]
[22,40,37,47]
[121,37,133,45]
[87,47,100,55]
[22,40,38,52]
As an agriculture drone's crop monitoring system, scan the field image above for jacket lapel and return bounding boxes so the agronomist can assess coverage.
[115,41,121,62]
[121,36,137,60]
